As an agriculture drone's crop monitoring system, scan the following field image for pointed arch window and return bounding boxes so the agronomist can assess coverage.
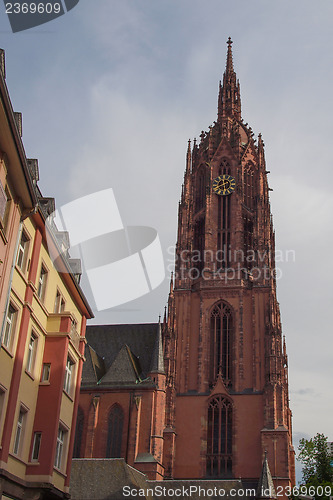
[210,302,233,386]
[206,396,233,478]
[217,160,231,267]
[243,163,256,210]
[73,406,84,458]
[106,405,124,458]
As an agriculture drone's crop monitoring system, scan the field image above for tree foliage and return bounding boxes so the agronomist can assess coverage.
[297,433,333,499]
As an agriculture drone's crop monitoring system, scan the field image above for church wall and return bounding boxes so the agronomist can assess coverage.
[79,391,131,459]
[78,387,162,472]
[173,395,204,478]
[173,393,264,480]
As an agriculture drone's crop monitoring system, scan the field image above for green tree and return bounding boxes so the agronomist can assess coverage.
[297,433,333,499]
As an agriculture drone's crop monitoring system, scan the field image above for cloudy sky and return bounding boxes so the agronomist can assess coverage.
[1,0,333,480]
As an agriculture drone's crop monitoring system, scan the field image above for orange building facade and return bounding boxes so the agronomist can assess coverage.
[0,49,93,500]
[75,39,295,493]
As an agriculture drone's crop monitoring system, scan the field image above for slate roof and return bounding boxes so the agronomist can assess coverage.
[82,323,161,388]
[70,458,154,500]
[256,452,277,499]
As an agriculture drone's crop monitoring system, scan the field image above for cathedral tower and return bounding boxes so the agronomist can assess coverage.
[163,39,295,490]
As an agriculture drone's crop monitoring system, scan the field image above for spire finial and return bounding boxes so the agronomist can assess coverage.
[226,36,234,74]
[218,37,241,121]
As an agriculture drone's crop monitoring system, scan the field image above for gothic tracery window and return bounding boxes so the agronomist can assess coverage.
[217,160,231,267]
[106,405,124,458]
[243,163,256,210]
[210,302,233,386]
[206,395,233,478]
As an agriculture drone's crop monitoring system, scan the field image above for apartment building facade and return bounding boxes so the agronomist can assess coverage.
[0,49,93,500]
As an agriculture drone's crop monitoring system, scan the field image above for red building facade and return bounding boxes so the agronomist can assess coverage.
[75,39,295,492]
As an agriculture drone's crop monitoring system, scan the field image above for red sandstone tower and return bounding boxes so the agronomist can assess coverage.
[163,38,295,489]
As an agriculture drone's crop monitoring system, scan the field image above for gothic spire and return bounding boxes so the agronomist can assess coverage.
[256,452,277,499]
[150,320,165,374]
[218,37,241,123]
[226,36,234,74]
[186,139,191,173]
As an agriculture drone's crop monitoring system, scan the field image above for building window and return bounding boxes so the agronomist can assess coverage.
[73,406,84,458]
[54,290,65,313]
[206,396,233,478]
[243,164,256,210]
[31,432,42,462]
[0,180,7,221]
[54,426,67,470]
[217,160,232,269]
[26,332,37,375]
[17,230,29,272]
[106,405,124,458]
[37,264,48,301]
[64,356,74,394]
[0,386,6,425]
[2,303,17,350]
[13,407,27,456]
[41,363,51,383]
[71,318,77,334]
[210,301,233,387]
[1,185,11,233]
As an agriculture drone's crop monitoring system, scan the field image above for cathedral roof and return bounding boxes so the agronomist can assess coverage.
[82,323,159,387]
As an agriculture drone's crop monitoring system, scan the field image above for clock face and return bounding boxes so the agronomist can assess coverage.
[212,174,236,196]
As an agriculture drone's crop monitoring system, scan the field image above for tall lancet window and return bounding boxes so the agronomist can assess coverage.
[210,301,233,386]
[217,159,231,268]
[206,395,233,478]
[243,163,256,210]
[106,405,124,458]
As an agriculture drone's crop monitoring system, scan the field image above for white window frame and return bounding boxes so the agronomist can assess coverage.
[54,290,65,313]
[41,363,51,383]
[31,431,42,462]
[37,264,48,301]
[16,230,29,272]
[26,331,38,375]
[2,303,17,350]
[13,406,27,456]
[1,185,11,233]
[54,425,67,470]
[63,356,74,395]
